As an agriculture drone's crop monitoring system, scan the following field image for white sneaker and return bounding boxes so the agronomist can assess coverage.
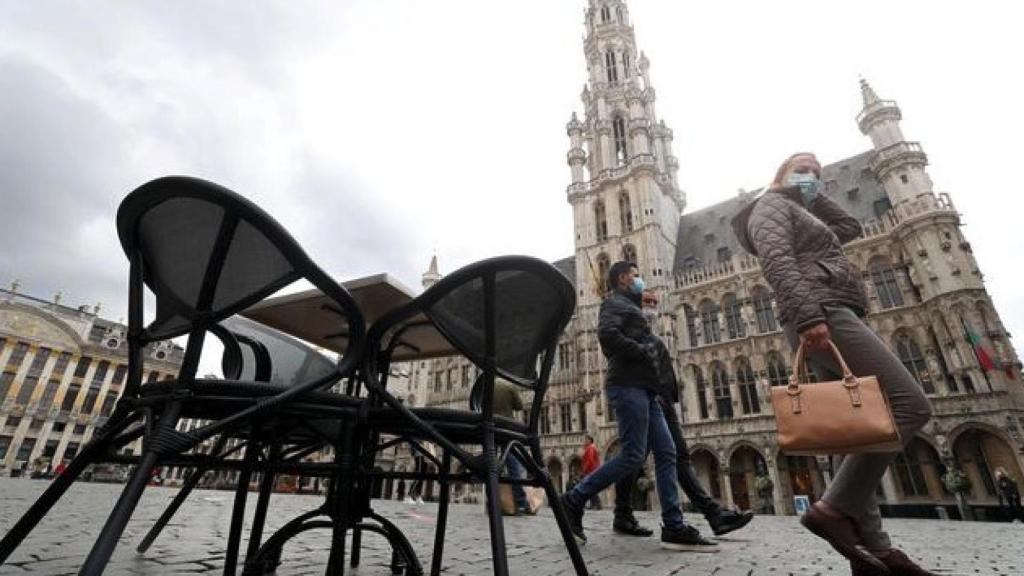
[415,497,425,505]
[403,497,415,504]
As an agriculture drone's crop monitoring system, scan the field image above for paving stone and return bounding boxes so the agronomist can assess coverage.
[1,478,1022,574]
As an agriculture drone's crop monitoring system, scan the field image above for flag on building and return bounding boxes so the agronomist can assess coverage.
[960,317,996,372]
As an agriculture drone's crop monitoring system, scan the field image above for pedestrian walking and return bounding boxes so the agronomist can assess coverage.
[613,291,754,538]
[995,467,1022,521]
[559,261,718,552]
[580,435,602,510]
[733,152,936,575]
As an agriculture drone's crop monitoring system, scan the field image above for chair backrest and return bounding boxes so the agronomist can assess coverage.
[116,176,364,393]
[424,257,574,385]
[220,316,336,387]
[417,256,575,428]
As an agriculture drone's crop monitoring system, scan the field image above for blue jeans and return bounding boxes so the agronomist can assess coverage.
[568,386,684,530]
[506,454,530,510]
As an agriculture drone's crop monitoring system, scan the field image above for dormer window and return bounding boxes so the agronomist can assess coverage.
[717,246,731,263]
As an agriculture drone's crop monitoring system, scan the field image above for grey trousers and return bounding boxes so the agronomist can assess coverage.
[784,305,933,551]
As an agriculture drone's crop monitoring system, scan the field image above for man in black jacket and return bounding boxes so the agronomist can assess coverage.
[612,291,754,538]
[560,261,718,552]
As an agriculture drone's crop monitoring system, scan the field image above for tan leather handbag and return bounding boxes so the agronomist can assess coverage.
[771,341,902,455]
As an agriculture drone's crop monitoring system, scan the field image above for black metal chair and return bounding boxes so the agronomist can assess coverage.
[135,315,340,568]
[359,255,588,576]
[0,176,366,575]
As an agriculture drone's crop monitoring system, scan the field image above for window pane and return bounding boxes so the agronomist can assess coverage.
[73,357,92,378]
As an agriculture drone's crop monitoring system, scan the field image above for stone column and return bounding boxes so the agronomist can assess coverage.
[719,463,734,509]
[878,468,899,505]
[766,455,787,515]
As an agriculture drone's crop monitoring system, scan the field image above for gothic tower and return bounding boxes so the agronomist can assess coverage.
[859,79,1018,396]
[859,79,985,299]
[567,0,684,303]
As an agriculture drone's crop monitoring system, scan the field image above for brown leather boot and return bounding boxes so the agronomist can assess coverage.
[801,501,889,574]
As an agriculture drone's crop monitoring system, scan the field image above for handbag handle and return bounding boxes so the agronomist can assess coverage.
[786,340,862,414]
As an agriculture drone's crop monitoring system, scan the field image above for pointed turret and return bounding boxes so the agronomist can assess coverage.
[856,79,931,205]
[422,255,441,290]
[859,77,880,107]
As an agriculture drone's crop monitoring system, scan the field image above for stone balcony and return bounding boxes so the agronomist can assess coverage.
[868,141,928,179]
[540,430,586,451]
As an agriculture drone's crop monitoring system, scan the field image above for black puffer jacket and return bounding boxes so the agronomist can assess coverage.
[598,290,659,390]
[731,186,867,332]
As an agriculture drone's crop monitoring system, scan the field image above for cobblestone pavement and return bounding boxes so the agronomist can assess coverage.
[1,478,1021,575]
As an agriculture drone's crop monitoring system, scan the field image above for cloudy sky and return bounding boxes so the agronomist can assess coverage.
[2,1,1022,350]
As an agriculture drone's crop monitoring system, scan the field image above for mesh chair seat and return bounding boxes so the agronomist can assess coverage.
[139,379,362,420]
[367,405,528,444]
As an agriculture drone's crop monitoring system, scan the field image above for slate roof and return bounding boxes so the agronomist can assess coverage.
[672,150,889,273]
[551,256,576,287]
[550,150,891,285]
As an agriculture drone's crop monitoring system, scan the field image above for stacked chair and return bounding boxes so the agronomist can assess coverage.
[0,176,587,576]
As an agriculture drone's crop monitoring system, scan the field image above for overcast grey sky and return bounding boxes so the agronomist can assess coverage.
[1,1,1022,350]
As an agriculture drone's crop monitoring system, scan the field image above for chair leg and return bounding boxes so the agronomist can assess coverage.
[520,451,589,576]
[78,405,181,576]
[429,450,452,576]
[324,521,347,576]
[0,416,141,565]
[481,434,509,576]
[245,438,280,565]
[349,526,362,568]
[78,449,161,575]
[224,438,260,576]
[137,464,209,553]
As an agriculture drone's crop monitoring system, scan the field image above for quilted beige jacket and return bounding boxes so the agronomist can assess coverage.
[732,186,867,332]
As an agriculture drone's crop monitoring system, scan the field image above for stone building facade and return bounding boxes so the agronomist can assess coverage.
[397,0,1024,518]
[0,285,184,477]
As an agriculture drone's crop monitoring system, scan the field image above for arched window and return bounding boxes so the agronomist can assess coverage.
[752,286,777,333]
[683,305,699,348]
[699,299,721,344]
[895,332,934,393]
[870,257,904,309]
[976,302,996,333]
[723,293,745,339]
[621,243,637,265]
[594,200,608,242]
[891,439,945,498]
[612,115,627,164]
[766,351,788,387]
[691,365,709,420]
[605,50,619,84]
[736,357,760,414]
[615,5,624,24]
[711,361,733,419]
[622,49,631,78]
[600,4,611,23]
[619,192,634,232]
[596,253,610,294]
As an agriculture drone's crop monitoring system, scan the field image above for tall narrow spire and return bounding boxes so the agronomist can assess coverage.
[860,77,880,107]
[422,255,441,290]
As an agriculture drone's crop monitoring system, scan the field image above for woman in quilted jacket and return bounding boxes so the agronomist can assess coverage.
[733,152,936,576]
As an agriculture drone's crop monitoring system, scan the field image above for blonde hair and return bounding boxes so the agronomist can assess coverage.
[771,152,822,189]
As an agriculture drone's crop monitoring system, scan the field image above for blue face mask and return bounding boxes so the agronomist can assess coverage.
[630,276,646,294]
[787,171,820,206]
